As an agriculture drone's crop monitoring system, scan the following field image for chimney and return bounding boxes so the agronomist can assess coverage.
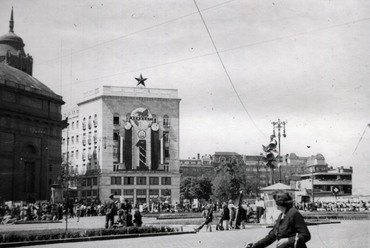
[197,153,200,160]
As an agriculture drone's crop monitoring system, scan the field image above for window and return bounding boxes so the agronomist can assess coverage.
[93,114,98,127]
[113,131,119,141]
[136,177,147,185]
[113,114,120,125]
[76,135,79,144]
[88,147,92,160]
[87,178,92,186]
[93,177,97,185]
[72,122,75,130]
[71,136,75,144]
[164,149,170,159]
[111,177,122,185]
[49,164,52,172]
[94,130,97,143]
[88,132,92,144]
[93,147,97,159]
[163,114,170,127]
[149,177,159,185]
[82,150,86,161]
[161,189,171,196]
[76,150,79,159]
[163,131,169,142]
[161,177,171,185]
[82,133,86,146]
[88,116,92,129]
[76,120,79,129]
[136,189,146,196]
[111,189,121,196]
[124,176,134,185]
[123,189,134,196]
[82,117,86,130]
[149,189,159,196]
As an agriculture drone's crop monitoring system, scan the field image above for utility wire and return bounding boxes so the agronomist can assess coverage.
[34,0,236,66]
[192,0,266,138]
[56,16,370,87]
[352,124,370,155]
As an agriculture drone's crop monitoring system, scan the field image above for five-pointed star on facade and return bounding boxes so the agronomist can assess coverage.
[135,74,147,87]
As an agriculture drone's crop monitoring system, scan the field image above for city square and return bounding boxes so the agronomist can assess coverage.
[1,0,370,247]
[0,216,369,248]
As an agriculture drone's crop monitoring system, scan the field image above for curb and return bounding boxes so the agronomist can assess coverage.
[0,231,196,247]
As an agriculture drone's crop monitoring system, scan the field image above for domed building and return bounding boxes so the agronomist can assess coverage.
[0,8,66,202]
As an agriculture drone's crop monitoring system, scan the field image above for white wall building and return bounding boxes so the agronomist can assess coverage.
[62,84,181,206]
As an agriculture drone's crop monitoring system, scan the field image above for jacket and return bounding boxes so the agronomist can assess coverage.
[252,207,311,248]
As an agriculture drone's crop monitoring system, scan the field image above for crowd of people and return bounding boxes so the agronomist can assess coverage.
[295,200,370,212]
[0,201,110,224]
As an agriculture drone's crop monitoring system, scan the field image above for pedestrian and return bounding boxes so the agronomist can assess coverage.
[255,197,265,223]
[228,199,237,228]
[246,190,311,248]
[236,202,247,229]
[216,202,229,230]
[133,209,143,227]
[194,204,213,232]
[76,203,81,222]
[105,194,116,228]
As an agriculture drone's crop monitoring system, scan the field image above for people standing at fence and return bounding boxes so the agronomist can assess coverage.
[246,191,311,248]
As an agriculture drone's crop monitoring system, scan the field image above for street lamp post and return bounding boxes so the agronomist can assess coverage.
[271,119,287,183]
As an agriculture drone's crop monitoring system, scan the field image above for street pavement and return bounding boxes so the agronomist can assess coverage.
[1,216,369,248]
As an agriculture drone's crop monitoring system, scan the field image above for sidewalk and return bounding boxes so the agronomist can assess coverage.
[37,220,370,248]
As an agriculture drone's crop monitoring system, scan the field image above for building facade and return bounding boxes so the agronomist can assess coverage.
[0,9,65,202]
[293,154,353,202]
[62,84,181,206]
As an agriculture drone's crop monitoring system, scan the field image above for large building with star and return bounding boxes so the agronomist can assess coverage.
[62,79,181,206]
[0,9,66,202]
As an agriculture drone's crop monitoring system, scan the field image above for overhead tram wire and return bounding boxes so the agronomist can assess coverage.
[352,124,370,155]
[192,0,266,138]
[34,0,237,66]
[59,16,370,87]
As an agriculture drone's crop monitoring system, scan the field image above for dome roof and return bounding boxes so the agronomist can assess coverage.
[0,8,25,56]
[0,63,62,101]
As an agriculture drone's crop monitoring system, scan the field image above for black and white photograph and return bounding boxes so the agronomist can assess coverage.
[0,0,369,247]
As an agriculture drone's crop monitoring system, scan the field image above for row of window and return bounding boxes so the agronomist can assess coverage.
[63,147,98,162]
[110,189,171,197]
[111,176,171,186]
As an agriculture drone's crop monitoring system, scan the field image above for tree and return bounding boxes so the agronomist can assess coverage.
[180,176,213,202]
[212,160,256,202]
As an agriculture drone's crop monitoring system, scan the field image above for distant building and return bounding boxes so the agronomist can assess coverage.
[180,154,214,178]
[293,154,352,202]
[212,152,244,165]
[62,84,181,206]
[0,9,65,202]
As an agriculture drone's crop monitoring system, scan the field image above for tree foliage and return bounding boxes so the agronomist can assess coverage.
[212,160,258,202]
[180,176,213,201]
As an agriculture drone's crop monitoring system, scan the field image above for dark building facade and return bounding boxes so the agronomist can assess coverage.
[0,9,65,202]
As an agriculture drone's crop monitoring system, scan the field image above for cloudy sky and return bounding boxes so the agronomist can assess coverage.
[1,0,370,170]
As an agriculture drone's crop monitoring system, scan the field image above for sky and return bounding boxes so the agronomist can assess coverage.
[1,0,370,173]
